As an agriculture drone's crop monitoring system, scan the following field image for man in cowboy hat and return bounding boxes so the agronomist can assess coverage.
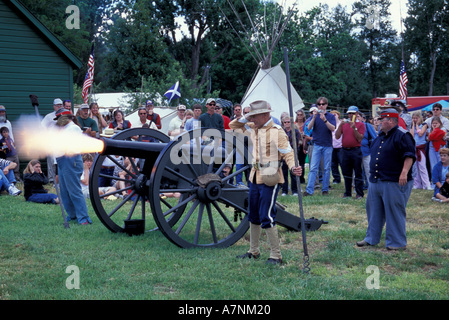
[230,100,302,265]
[357,108,415,250]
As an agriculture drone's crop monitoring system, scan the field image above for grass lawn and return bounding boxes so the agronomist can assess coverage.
[1,180,448,301]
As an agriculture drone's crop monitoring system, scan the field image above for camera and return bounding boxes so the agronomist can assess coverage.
[318,109,324,114]
[343,119,350,123]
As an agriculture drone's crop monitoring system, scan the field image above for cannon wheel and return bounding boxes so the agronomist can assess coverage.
[89,128,170,233]
[149,129,252,248]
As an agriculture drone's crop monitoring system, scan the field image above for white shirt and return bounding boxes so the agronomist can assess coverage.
[132,119,158,130]
[41,111,57,129]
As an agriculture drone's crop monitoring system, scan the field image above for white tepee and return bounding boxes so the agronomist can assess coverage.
[241,63,304,121]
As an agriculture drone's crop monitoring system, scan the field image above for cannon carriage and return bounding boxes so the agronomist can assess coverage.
[89,127,326,249]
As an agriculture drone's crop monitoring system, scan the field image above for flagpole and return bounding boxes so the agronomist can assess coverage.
[400,1,407,105]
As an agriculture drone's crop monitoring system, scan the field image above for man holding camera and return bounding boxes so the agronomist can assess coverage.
[76,104,98,137]
[335,106,366,199]
[303,97,336,196]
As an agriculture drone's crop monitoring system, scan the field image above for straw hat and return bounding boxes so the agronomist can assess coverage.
[100,128,115,138]
[245,100,273,119]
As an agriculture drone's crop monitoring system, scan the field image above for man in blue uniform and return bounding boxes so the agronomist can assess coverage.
[357,108,416,250]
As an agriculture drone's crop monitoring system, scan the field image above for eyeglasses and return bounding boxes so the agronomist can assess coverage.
[317,103,327,106]
[139,112,147,115]
[433,108,441,111]
[208,103,216,106]
[283,121,290,123]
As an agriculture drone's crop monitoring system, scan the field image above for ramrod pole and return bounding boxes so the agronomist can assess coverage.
[283,48,310,274]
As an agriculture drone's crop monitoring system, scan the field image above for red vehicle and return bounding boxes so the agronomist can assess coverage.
[372,95,449,116]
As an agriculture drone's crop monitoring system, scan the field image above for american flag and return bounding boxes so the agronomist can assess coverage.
[82,45,95,104]
[399,60,408,100]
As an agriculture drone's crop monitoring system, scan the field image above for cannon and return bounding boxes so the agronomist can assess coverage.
[89,127,327,248]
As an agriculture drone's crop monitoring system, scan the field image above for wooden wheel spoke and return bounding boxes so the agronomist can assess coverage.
[193,202,204,244]
[107,190,137,218]
[162,194,196,218]
[206,203,218,244]
[221,164,251,184]
[99,185,133,199]
[164,167,196,186]
[211,200,236,232]
[106,155,137,179]
[175,200,200,236]
[215,148,235,176]
[126,194,141,220]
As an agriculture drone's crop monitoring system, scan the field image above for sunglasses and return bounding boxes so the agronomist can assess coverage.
[208,103,216,106]
[317,103,327,106]
[139,112,147,115]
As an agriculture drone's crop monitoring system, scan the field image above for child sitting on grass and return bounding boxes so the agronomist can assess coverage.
[434,172,449,203]
[432,148,449,203]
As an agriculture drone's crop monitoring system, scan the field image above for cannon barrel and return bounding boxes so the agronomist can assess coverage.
[100,138,167,160]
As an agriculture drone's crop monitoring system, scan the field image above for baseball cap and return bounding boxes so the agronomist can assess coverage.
[347,106,359,113]
[53,98,63,105]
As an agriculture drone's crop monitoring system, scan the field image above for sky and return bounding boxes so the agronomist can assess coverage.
[278,0,407,32]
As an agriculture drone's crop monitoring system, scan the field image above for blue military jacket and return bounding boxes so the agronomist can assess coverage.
[369,125,416,183]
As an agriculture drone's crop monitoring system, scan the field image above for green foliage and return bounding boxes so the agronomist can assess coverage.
[18,0,449,111]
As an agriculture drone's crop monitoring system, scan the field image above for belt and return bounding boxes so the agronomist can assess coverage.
[252,162,281,171]
[342,147,360,150]
[102,166,115,169]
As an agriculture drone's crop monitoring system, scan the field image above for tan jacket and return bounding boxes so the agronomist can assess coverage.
[230,118,296,185]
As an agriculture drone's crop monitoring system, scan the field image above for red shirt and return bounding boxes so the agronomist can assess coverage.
[398,117,406,130]
[222,115,230,130]
[341,121,366,148]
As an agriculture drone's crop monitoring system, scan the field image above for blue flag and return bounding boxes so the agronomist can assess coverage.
[164,81,181,103]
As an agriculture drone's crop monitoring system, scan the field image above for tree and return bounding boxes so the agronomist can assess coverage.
[352,0,400,98]
[404,0,449,96]
[279,4,372,109]
[102,1,174,91]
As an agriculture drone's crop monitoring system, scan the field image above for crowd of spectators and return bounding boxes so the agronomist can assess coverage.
[1,96,449,211]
